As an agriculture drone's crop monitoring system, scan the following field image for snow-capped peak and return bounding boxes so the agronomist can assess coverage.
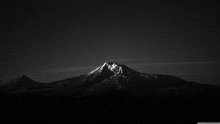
[87,62,123,75]
[87,62,108,75]
[106,62,123,74]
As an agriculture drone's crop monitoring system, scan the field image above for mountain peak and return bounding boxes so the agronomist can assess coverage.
[87,62,139,76]
[15,74,33,81]
[105,62,123,74]
[6,74,41,86]
[19,74,29,78]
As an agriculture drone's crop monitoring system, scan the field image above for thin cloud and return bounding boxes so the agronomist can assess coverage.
[43,66,98,73]
[136,61,220,66]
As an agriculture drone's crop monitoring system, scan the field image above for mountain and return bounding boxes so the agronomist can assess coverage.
[0,62,207,94]
[6,75,42,87]
[1,62,220,122]
[80,62,195,93]
[0,75,46,92]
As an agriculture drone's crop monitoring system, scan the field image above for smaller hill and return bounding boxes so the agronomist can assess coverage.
[6,75,42,87]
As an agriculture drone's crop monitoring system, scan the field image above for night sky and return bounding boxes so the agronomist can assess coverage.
[1,1,220,84]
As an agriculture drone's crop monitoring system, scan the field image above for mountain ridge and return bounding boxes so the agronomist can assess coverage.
[0,62,211,94]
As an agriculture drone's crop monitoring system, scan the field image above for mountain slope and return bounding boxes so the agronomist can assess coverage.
[49,75,85,87]
[78,62,195,93]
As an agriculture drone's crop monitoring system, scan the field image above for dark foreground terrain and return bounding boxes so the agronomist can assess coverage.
[1,85,220,123]
[1,62,220,123]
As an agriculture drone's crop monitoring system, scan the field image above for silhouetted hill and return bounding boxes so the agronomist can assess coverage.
[0,75,46,93]
[6,75,42,86]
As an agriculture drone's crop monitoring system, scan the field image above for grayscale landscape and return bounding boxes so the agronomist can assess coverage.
[1,0,219,123]
[1,62,220,123]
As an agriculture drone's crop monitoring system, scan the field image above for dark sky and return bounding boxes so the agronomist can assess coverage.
[1,1,220,83]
